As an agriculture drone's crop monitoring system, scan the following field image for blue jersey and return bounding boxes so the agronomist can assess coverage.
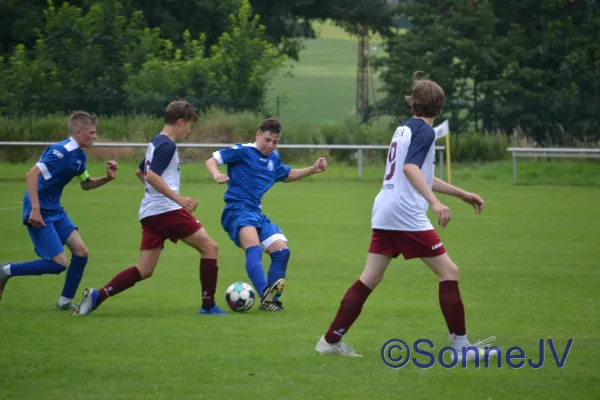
[212,143,291,211]
[23,137,89,222]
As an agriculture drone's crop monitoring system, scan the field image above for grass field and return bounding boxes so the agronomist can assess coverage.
[0,161,598,399]
[269,21,385,123]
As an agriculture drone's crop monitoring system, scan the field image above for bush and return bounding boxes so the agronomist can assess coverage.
[0,111,536,165]
[450,132,511,162]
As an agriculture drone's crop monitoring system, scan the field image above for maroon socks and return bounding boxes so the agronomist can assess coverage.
[324,280,373,344]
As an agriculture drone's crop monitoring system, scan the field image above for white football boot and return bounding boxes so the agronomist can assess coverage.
[452,335,499,362]
[316,335,362,357]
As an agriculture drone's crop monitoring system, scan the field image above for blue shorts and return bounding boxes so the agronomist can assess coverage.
[25,211,78,260]
[221,204,287,251]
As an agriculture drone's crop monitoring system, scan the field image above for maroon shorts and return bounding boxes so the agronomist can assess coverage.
[140,209,202,250]
[368,229,446,260]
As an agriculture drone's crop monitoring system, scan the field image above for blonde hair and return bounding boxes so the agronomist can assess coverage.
[68,111,97,135]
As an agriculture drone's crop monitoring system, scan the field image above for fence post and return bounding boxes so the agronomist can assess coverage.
[512,151,518,184]
[358,148,364,179]
[438,149,444,179]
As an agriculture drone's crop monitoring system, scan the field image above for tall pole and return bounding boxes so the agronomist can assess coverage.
[356,26,369,115]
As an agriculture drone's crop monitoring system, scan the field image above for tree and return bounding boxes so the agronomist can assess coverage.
[375,0,600,146]
[205,0,287,112]
[492,0,600,144]
[0,1,160,115]
[124,0,287,115]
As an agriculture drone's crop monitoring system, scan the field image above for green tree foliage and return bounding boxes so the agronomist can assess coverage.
[0,0,398,62]
[492,0,600,144]
[377,0,504,133]
[0,1,154,115]
[328,0,395,37]
[378,0,600,144]
[205,0,287,112]
[0,0,286,116]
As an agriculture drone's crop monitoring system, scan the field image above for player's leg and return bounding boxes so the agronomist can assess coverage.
[222,206,270,299]
[316,252,392,356]
[180,226,227,315]
[75,248,161,316]
[316,228,399,355]
[57,214,89,310]
[0,221,69,301]
[74,217,166,316]
[261,218,290,308]
[265,240,289,308]
[238,226,269,298]
[421,253,498,362]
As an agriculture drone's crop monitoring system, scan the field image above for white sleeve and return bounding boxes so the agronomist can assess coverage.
[212,151,224,166]
[36,162,52,180]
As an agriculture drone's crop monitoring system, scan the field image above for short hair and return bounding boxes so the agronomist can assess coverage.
[164,100,198,124]
[258,118,281,134]
[404,71,445,118]
[68,111,97,135]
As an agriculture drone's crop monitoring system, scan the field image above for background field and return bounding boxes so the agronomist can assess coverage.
[1,161,598,400]
[269,21,386,123]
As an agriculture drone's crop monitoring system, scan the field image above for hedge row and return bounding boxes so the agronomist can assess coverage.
[0,109,523,164]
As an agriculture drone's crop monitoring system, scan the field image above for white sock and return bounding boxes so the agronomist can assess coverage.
[2,264,11,275]
[58,296,72,306]
[450,334,469,348]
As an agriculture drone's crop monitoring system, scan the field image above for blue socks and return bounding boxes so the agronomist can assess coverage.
[245,247,291,300]
[268,249,290,302]
[245,246,267,295]
[268,249,290,285]
[60,255,88,300]
[8,260,67,276]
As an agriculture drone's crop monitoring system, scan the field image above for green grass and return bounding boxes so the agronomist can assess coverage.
[270,21,386,123]
[2,159,600,186]
[1,163,599,399]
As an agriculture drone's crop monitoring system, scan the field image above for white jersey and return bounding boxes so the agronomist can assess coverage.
[371,118,437,231]
[138,134,182,220]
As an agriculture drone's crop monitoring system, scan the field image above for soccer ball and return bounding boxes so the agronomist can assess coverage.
[225,282,256,313]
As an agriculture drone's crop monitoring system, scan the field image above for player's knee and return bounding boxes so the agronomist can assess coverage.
[137,266,153,280]
[53,253,70,268]
[201,239,219,258]
[360,274,382,289]
[438,263,459,281]
[271,248,290,263]
[74,246,89,258]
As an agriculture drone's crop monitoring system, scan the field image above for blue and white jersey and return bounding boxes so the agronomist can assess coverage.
[23,137,88,222]
[371,118,437,231]
[212,143,291,211]
[138,134,181,220]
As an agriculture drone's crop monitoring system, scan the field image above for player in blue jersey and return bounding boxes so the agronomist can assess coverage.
[205,118,327,311]
[0,111,118,310]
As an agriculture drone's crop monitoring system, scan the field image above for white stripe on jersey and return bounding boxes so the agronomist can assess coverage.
[36,162,52,180]
[371,124,436,232]
[138,141,182,220]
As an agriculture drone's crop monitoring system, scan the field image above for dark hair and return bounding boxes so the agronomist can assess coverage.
[258,118,281,134]
[164,101,198,124]
[404,71,445,118]
[68,111,97,134]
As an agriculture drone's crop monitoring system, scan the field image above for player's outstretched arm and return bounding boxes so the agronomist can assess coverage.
[205,157,229,184]
[403,164,451,228]
[433,177,484,214]
[80,161,118,190]
[283,157,327,183]
[145,169,197,212]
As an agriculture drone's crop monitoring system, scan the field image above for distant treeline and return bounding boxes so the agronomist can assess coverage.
[1,0,599,145]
